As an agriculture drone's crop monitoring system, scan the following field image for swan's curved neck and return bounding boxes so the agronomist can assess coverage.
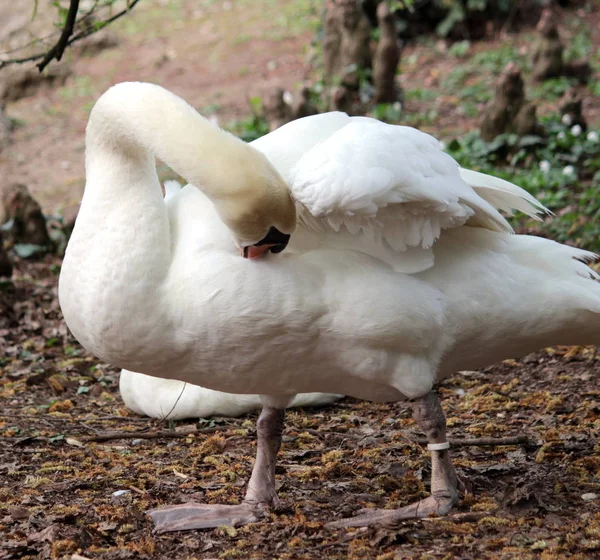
[61,83,257,365]
[85,82,250,201]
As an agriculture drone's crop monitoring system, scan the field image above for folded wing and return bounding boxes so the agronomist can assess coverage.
[289,118,547,253]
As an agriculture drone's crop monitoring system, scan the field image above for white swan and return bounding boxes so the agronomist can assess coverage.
[117,182,342,421]
[59,82,600,532]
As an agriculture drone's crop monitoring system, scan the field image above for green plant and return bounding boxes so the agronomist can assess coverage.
[405,88,437,102]
[564,26,592,62]
[471,44,525,74]
[226,97,269,143]
[446,115,600,251]
[442,67,472,90]
[530,77,577,101]
[448,40,471,58]
[370,102,403,123]
[433,0,514,38]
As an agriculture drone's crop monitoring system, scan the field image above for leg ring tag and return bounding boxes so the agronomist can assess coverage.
[427,442,450,451]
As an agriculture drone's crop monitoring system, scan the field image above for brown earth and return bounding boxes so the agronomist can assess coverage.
[0,254,599,559]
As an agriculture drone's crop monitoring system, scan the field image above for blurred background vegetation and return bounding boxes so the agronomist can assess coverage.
[1,0,599,259]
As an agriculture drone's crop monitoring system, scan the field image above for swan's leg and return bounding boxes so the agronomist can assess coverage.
[327,391,458,529]
[148,406,284,533]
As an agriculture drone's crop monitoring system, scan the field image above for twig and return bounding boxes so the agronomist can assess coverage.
[161,382,188,423]
[414,436,533,448]
[2,448,54,454]
[82,414,152,422]
[0,0,143,72]
[81,426,220,442]
[37,0,80,72]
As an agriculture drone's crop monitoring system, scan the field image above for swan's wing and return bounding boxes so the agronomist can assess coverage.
[289,118,546,252]
[250,112,352,176]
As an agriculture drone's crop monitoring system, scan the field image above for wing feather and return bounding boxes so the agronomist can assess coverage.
[289,118,547,252]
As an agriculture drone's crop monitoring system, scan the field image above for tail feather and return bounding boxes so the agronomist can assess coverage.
[459,168,549,220]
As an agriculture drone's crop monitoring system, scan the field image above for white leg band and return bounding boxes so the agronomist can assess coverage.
[427,442,450,451]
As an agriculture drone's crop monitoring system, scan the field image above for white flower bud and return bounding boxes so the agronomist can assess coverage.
[539,160,551,173]
[561,114,573,126]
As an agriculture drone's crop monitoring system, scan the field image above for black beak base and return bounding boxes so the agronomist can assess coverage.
[253,226,290,254]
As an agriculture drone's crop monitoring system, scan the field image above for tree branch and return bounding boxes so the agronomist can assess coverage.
[414,435,533,447]
[0,0,143,72]
[36,0,80,72]
[81,425,220,443]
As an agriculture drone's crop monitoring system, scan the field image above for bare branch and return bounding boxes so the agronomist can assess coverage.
[0,0,143,72]
[37,0,81,72]
[414,435,533,447]
[81,425,220,443]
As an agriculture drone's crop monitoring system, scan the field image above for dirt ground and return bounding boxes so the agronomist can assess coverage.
[1,255,599,559]
[1,1,600,559]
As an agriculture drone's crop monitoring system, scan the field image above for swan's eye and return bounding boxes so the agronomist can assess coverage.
[242,227,290,259]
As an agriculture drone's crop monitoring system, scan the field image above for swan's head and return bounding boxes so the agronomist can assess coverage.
[216,148,296,259]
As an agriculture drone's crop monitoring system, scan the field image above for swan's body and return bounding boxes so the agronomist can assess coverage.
[59,82,600,531]
[120,364,341,419]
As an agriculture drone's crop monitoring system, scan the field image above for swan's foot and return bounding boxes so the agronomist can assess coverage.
[148,501,272,533]
[327,391,458,529]
[147,406,285,533]
[326,492,457,529]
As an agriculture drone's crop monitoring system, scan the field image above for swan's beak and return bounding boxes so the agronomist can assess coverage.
[242,245,278,259]
[241,227,290,260]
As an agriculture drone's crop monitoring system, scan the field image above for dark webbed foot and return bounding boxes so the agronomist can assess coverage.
[327,392,458,529]
[147,406,285,533]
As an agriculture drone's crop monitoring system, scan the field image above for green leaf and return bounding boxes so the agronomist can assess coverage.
[13,244,48,258]
[518,135,545,149]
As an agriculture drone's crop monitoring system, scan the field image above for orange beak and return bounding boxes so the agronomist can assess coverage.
[242,245,277,259]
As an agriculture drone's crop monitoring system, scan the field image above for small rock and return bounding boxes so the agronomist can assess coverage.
[112,490,130,497]
[582,493,598,502]
[1,183,52,248]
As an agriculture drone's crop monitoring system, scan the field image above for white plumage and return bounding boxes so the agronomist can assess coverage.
[59,83,600,529]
